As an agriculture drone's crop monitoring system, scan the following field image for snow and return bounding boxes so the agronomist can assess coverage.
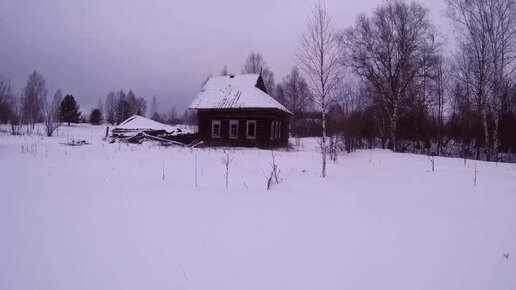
[1,124,515,290]
[114,115,190,135]
[189,74,291,113]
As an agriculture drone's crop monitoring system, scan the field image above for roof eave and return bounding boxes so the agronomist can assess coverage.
[190,106,292,114]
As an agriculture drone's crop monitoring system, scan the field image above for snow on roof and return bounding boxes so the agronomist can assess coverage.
[114,115,188,134]
[189,74,292,114]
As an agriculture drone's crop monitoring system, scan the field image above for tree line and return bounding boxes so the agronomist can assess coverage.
[0,70,196,133]
[103,92,196,126]
[223,0,516,170]
[0,71,82,136]
[330,0,516,164]
[210,0,516,174]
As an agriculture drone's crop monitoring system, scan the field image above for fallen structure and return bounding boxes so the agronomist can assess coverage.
[110,115,200,147]
[60,139,90,146]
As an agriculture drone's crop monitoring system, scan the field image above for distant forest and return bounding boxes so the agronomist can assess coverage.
[268,0,516,163]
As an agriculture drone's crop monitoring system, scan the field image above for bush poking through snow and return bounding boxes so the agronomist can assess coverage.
[9,97,23,136]
[21,141,38,155]
[222,151,234,189]
[266,151,283,190]
[43,90,62,137]
[428,156,435,172]
[193,149,198,187]
[328,135,340,162]
[473,164,478,186]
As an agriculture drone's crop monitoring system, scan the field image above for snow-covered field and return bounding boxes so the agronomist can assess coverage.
[1,124,515,290]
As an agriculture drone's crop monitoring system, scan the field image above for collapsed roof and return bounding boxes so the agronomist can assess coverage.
[113,115,190,136]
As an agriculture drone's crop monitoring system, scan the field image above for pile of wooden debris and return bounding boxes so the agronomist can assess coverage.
[109,115,201,147]
[60,139,90,146]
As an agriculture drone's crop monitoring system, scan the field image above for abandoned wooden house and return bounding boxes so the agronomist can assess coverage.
[189,74,292,148]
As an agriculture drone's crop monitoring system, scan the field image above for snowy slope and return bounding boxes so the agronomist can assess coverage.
[0,124,515,290]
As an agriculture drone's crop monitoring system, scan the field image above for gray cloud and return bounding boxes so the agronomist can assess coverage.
[0,0,449,114]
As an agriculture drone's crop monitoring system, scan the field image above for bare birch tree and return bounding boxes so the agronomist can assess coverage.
[274,83,286,105]
[297,1,342,177]
[241,51,276,95]
[105,91,116,125]
[150,95,160,121]
[43,89,62,137]
[446,0,516,160]
[115,90,129,124]
[485,0,516,160]
[433,55,450,156]
[447,0,494,159]
[97,97,104,123]
[0,76,15,124]
[220,66,230,76]
[135,96,147,117]
[344,1,439,151]
[22,70,47,130]
[8,96,23,135]
[283,67,311,136]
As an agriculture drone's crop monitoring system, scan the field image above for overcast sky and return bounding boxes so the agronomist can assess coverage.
[0,0,450,114]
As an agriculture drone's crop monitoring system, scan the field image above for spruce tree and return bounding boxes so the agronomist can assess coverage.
[89,108,103,125]
[60,95,81,126]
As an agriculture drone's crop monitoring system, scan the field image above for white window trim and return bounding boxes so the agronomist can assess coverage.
[211,120,221,138]
[278,121,282,139]
[229,120,239,139]
[246,120,257,139]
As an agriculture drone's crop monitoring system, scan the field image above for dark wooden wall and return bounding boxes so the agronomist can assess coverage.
[196,109,290,149]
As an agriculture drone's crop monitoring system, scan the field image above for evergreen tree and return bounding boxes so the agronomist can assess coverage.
[60,95,81,125]
[89,108,103,125]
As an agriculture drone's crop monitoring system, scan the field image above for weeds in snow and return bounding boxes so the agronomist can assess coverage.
[328,135,342,162]
[473,164,478,186]
[194,150,198,187]
[222,151,234,189]
[264,151,283,190]
[428,155,435,172]
[21,141,39,155]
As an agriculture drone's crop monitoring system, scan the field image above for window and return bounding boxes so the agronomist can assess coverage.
[229,120,239,139]
[270,121,281,140]
[270,121,275,140]
[246,120,256,139]
[212,120,221,138]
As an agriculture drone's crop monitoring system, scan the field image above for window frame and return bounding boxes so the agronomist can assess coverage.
[246,120,257,140]
[229,120,239,139]
[271,121,276,140]
[211,120,221,138]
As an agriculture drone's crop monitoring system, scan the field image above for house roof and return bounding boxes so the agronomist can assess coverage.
[189,74,292,114]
